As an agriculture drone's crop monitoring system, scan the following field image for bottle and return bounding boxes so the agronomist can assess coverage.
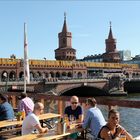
[57,118,66,134]
[62,119,66,134]
[61,118,66,134]
[64,116,69,126]
[21,111,26,120]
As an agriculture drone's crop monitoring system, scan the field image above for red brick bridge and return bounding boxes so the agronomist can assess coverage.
[0,77,123,96]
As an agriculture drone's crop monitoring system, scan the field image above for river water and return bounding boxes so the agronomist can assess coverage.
[98,93,140,137]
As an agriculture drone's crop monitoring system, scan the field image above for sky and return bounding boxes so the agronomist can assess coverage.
[0,0,140,60]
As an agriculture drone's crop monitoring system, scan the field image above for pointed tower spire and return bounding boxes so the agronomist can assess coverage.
[108,21,113,39]
[55,13,76,60]
[62,12,68,32]
[103,22,120,63]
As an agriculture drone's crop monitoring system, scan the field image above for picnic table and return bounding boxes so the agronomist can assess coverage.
[8,123,84,140]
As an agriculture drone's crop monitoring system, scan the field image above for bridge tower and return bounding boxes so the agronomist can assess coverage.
[55,13,76,61]
[103,22,121,63]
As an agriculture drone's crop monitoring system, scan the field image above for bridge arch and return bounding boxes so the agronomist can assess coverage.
[59,85,108,97]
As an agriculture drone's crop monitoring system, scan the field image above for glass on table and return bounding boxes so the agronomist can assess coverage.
[119,134,126,140]
[69,115,76,124]
[64,116,69,126]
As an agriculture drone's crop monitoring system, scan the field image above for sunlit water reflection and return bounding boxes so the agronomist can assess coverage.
[98,93,140,137]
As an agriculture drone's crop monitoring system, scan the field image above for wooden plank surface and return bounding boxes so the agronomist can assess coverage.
[0,113,61,128]
[8,127,83,140]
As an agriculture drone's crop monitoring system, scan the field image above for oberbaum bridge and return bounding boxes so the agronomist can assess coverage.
[0,15,140,97]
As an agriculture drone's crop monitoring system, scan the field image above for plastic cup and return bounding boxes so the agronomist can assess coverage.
[119,134,126,140]
[21,111,26,120]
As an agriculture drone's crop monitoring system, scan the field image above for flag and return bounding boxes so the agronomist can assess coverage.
[24,23,30,84]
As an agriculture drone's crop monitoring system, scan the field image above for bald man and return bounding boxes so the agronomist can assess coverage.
[22,102,48,135]
[64,96,83,123]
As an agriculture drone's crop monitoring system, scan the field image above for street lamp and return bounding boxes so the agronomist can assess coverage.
[3,72,8,92]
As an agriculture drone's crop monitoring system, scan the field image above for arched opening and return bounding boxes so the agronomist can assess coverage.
[19,71,24,81]
[9,71,16,81]
[60,86,108,97]
[62,72,67,77]
[56,72,60,78]
[45,73,49,78]
[125,73,129,78]
[77,72,82,78]
[35,71,42,80]
[50,72,54,78]
[136,73,139,78]
[68,72,72,78]
[132,73,136,78]
[30,72,35,81]
[1,71,8,82]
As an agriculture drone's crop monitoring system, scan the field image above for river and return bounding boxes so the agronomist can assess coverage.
[98,93,140,137]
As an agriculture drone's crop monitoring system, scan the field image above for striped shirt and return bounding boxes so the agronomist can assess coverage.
[18,97,34,116]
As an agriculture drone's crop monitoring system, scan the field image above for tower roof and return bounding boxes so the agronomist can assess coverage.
[108,21,113,39]
[62,12,68,33]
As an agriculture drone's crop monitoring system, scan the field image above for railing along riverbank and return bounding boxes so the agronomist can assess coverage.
[6,92,140,110]
[5,92,140,139]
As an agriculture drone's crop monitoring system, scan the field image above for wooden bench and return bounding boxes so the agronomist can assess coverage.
[0,127,21,135]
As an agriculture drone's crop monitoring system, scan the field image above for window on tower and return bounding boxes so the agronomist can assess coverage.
[63,38,66,44]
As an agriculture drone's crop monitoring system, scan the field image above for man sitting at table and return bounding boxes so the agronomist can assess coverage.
[64,96,84,123]
[82,98,106,140]
[0,93,14,121]
[22,102,48,135]
[64,96,84,139]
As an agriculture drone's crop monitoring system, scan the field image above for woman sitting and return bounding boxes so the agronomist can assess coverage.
[97,109,133,140]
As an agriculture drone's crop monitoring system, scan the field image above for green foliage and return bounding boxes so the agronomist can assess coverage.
[16,112,22,117]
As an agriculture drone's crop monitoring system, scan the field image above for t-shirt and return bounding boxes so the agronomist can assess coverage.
[18,97,34,115]
[82,107,106,137]
[97,125,119,140]
[64,105,83,120]
[22,113,40,135]
[0,102,14,121]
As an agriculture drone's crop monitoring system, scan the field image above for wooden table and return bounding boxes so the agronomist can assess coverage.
[8,126,83,140]
[39,113,61,120]
[0,113,61,129]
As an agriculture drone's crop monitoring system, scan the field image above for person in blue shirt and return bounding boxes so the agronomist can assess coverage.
[82,97,106,139]
[0,93,15,121]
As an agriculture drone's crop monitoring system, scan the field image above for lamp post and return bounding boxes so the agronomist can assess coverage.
[3,72,8,92]
[44,57,46,67]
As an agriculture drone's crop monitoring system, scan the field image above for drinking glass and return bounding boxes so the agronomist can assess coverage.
[119,134,126,140]
[69,115,76,124]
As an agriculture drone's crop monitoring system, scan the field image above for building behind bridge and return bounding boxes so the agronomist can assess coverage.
[0,14,140,82]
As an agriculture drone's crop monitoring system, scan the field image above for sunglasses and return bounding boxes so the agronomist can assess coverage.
[71,102,78,104]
